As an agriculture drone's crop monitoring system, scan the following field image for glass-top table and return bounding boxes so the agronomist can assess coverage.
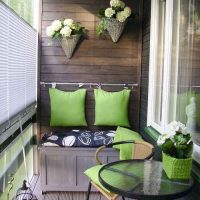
[99,160,194,200]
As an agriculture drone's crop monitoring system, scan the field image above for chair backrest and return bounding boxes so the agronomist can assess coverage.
[95,141,154,165]
[132,141,154,159]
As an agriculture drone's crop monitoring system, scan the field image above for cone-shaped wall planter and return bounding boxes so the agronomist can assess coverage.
[60,34,81,59]
[106,18,127,43]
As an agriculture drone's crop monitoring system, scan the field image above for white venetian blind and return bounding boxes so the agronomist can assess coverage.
[0,1,37,125]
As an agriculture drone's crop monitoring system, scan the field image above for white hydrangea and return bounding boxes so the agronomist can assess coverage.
[110,0,124,8]
[64,19,74,27]
[51,20,62,31]
[46,26,55,37]
[116,11,127,22]
[105,8,115,18]
[124,6,132,18]
[60,26,72,37]
[119,1,125,9]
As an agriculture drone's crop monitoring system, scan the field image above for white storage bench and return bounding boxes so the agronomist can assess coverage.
[39,146,119,193]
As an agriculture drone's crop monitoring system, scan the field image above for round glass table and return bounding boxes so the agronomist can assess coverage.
[98,160,194,200]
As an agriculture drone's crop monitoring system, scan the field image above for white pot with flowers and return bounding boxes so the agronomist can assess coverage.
[46,19,85,59]
[96,0,133,42]
[157,121,193,179]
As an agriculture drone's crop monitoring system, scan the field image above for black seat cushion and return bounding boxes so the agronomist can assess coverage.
[41,130,116,147]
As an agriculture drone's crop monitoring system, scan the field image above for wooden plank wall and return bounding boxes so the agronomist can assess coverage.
[39,0,142,134]
[139,0,151,133]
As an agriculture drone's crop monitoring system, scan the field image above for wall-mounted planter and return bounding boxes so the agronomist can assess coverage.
[46,18,85,59]
[106,18,127,43]
[60,35,81,59]
[96,0,132,43]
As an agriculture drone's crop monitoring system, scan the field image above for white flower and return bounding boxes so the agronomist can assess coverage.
[51,20,62,31]
[169,121,180,132]
[110,0,124,8]
[46,26,55,37]
[119,1,125,9]
[124,6,132,18]
[60,26,72,37]
[157,133,171,146]
[177,122,188,135]
[116,11,127,22]
[168,121,188,135]
[105,8,115,18]
[64,19,74,27]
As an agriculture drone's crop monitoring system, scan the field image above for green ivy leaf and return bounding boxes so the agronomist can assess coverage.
[96,18,108,36]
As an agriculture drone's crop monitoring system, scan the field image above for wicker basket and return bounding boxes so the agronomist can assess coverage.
[60,34,81,59]
[106,18,127,43]
[162,152,192,180]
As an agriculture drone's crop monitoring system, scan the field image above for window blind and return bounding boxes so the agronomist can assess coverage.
[0,2,37,126]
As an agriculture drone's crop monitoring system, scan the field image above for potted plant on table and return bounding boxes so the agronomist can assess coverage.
[46,19,85,59]
[96,0,133,42]
[157,121,193,179]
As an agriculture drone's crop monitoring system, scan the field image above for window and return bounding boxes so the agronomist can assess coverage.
[1,0,39,29]
[148,0,200,133]
[0,1,37,127]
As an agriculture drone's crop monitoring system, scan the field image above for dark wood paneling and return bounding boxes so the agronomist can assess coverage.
[39,0,142,133]
[41,65,138,74]
[139,0,151,133]
[41,56,138,66]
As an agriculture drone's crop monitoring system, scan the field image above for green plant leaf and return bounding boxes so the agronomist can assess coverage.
[71,22,85,35]
[98,8,106,18]
[162,139,175,156]
[52,31,61,39]
[162,132,193,159]
[96,18,108,36]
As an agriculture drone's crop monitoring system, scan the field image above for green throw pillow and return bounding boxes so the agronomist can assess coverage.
[113,126,143,149]
[49,88,87,126]
[94,89,131,127]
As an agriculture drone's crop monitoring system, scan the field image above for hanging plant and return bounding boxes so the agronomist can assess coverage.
[96,0,133,42]
[46,19,86,59]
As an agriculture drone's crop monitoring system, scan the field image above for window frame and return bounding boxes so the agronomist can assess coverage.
[147,0,179,133]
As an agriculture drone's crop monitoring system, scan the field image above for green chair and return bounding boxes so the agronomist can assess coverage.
[84,140,154,200]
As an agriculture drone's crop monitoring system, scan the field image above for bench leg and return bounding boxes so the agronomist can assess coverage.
[86,181,92,200]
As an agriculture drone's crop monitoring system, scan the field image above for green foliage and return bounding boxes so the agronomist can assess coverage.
[162,139,175,156]
[53,32,60,39]
[71,23,85,35]
[96,8,107,36]
[0,126,34,200]
[96,18,108,36]
[160,133,193,159]
[98,8,106,18]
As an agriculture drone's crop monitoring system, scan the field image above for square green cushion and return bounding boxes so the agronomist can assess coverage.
[113,126,143,159]
[84,165,110,193]
[84,165,122,194]
[94,89,131,127]
[85,164,138,194]
[49,88,87,126]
